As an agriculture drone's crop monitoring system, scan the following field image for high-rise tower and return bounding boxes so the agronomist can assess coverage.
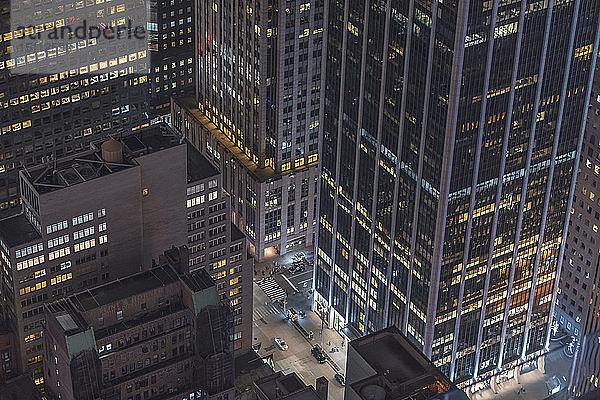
[172,0,324,260]
[314,0,600,386]
[0,0,150,217]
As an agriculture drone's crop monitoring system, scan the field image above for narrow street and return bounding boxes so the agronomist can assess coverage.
[252,248,346,400]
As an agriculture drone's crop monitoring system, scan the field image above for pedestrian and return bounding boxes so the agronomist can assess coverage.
[328,341,331,347]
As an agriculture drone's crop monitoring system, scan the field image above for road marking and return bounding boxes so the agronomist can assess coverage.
[258,279,287,302]
[290,270,312,278]
[253,303,280,320]
[297,278,312,285]
[282,274,299,292]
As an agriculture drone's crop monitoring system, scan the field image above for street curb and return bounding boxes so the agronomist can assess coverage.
[289,318,341,372]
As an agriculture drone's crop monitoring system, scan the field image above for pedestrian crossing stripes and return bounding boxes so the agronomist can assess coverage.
[253,303,280,321]
[258,279,287,302]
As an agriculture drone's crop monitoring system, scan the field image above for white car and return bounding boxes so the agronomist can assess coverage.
[274,337,289,350]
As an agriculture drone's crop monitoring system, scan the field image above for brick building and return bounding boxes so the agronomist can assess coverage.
[0,124,252,383]
[43,259,234,400]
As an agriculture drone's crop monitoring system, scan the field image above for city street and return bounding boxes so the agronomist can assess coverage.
[252,248,347,400]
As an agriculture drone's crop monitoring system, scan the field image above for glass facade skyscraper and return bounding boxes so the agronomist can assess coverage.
[314,0,600,385]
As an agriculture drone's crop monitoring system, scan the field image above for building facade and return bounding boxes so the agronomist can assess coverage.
[43,262,234,400]
[0,124,252,384]
[171,0,324,260]
[148,0,196,119]
[314,0,600,386]
[0,325,17,385]
[556,64,600,340]
[0,0,150,217]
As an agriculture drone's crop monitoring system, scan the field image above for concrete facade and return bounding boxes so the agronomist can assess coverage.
[43,261,234,400]
[0,124,253,384]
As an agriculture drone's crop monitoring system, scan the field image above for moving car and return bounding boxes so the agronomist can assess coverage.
[334,373,345,386]
[274,337,289,350]
[311,345,327,363]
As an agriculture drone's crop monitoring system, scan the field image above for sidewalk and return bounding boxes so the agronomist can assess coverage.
[293,308,347,372]
[468,344,572,399]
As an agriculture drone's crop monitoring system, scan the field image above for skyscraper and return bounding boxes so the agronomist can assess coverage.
[172,0,324,260]
[148,0,196,119]
[0,0,150,217]
[314,0,600,386]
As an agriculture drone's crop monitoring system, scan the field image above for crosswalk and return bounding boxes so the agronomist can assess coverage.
[253,303,280,321]
[258,278,287,302]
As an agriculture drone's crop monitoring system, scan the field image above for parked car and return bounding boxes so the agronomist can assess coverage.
[274,337,289,350]
[311,345,327,363]
[334,373,345,386]
[546,376,561,396]
[289,265,305,274]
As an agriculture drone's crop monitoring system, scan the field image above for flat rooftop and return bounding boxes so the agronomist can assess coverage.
[187,142,219,182]
[178,98,275,183]
[180,267,215,292]
[0,213,41,247]
[46,299,91,336]
[23,124,182,194]
[352,329,426,383]
[349,327,465,400]
[69,264,179,312]
[255,372,321,400]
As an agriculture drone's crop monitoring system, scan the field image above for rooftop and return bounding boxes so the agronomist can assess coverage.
[46,298,92,336]
[0,213,41,247]
[349,326,467,400]
[178,98,275,182]
[234,350,274,394]
[68,264,179,312]
[22,124,182,194]
[254,372,322,400]
[180,267,215,292]
[187,142,219,182]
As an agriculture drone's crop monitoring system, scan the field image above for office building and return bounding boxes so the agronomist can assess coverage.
[0,325,17,384]
[0,374,46,400]
[253,371,326,400]
[345,327,467,400]
[235,350,275,400]
[171,0,324,260]
[314,0,600,386]
[0,0,150,217]
[43,261,234,400]
[148,0,196,119]
[556,64,600,339]
[0,124,252,383]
